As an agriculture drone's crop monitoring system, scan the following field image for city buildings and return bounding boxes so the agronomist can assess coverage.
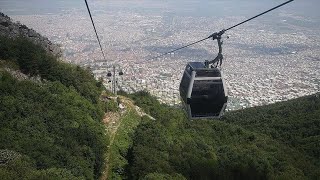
[10,6,320,110]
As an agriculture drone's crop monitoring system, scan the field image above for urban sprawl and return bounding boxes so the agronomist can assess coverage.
[11,8,320,110]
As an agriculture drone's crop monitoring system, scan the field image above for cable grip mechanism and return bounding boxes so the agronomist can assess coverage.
[205,30,225,68]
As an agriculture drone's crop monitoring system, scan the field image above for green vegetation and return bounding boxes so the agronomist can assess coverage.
[0,150,80,180]
[224,95,320,162]
[0,36,108,179]
[108,110,142,179]
[125,92,320,179]
[0,36,104,106]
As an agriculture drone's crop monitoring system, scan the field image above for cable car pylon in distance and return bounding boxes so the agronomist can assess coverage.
[148,0,294,119]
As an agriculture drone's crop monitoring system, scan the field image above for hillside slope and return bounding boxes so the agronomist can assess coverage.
[124,92,320,180]
[0,34,108,179]
[224,93,320,162]
[0,12,61,57]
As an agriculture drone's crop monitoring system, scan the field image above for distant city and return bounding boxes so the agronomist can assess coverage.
[2,0,319,110]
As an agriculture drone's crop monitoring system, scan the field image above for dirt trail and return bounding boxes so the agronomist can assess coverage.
[99,96,154,180]
[100,111,120,180]
[121,96,155,120]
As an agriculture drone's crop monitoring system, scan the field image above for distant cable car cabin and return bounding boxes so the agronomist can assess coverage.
[179,62,228,119]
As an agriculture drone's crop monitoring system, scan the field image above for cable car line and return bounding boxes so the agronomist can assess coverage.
[148,0,294,61]
[84,0,106,60]
[149,36,210,60]
[176,0,294,119]
[82,0,294,119]
[224,0,294,31]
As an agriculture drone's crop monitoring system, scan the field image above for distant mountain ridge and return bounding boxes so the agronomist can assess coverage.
[0,12,61,57]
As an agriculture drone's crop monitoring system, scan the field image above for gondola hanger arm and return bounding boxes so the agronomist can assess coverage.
[147,0,294,61]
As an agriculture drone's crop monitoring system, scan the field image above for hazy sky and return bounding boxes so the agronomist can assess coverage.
[1,0,319,20]
[1,0,319,35]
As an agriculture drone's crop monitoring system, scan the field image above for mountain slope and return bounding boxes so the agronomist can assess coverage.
[0,12,61,57]
[125,92,320,180]
[224,93,320,162]
[0,34,108,179]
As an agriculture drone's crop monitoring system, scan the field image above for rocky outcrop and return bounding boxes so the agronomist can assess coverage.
[1,67,42,83]
[0,149,20,165]
[0,12,62,57]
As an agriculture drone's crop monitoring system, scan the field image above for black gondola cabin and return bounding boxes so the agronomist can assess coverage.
[179,62,228,119]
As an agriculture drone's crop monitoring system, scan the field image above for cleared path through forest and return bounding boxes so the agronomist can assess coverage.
[99,96,154,180]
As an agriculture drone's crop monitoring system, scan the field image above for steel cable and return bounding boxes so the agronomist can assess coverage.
[147,0,294,60]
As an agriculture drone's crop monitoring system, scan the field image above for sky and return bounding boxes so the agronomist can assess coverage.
[1,0,318,38]
[1,0,319,20]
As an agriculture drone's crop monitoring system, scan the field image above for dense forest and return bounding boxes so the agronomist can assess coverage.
[0,36,109,179]
[110,91,320,180]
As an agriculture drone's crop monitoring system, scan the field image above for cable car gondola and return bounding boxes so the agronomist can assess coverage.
[179,31,228,119]
[179,62,228,119]
[84,0,294,119]
[150,0,294,119]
